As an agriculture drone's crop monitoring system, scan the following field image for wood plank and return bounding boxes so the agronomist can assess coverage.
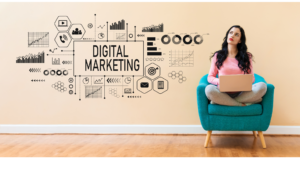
[0,134,299,157]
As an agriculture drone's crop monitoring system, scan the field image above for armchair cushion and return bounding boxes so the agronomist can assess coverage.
[208,104,262,116]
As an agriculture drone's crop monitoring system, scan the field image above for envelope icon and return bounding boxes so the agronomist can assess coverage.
[140,82,149,88]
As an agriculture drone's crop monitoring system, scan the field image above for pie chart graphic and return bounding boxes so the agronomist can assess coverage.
[98,33,105,39]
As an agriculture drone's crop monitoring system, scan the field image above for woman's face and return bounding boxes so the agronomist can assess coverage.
[227,27,242,45]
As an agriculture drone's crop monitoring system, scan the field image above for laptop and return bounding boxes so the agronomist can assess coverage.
[219,74,252,92]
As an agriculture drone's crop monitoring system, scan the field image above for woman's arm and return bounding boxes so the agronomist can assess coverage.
[248,52,255,83]
[207,53,219,85]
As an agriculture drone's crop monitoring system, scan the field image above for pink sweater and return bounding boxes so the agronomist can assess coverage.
[208,52,255,93]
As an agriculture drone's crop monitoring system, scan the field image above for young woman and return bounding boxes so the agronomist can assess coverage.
[205,25,267,106]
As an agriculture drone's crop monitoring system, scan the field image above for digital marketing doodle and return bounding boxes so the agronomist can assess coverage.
[20,13,211,100]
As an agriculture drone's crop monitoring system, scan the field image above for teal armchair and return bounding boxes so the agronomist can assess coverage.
[196,73,275,148]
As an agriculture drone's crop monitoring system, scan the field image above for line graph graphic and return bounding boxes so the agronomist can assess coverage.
[116,33,125,40]
[28,32,49,47]
[85,86,102,98]
[169,50,194,67]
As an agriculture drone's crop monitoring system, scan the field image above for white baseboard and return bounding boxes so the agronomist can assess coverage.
[0,125,299,135]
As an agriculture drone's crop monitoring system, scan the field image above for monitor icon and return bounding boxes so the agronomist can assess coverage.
[58,20,68,27]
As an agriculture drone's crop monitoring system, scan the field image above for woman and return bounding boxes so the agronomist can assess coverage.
[205,25,267,106]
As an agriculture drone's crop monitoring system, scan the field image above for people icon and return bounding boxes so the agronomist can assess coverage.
[72,28,82,35]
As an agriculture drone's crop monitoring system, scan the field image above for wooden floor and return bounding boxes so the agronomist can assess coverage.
[0,134,299,157]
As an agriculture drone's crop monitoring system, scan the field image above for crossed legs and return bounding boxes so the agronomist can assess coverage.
[205,82,267,106]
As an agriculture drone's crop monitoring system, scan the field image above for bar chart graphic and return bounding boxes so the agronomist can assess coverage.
[110,19,125,30]
[28,32,49,47]
[147,37,162,56]
[169,50,194,67]
[142,23,163,32]
[85,86,102,98]
[16,51,45,63]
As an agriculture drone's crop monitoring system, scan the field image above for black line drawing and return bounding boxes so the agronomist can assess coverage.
[55,32,72,48]
[43,69,69,76]
[88,23,93,29]
[85,86,102,98]
[124,88,131,94]
[148,67,159,76]
[29,68,41,73]
[127,96,141,98]
[55,16,72,32]
[69,24,86,39]
[58,20,68,27]
[98,25,105,29]
[137,34,145,37]
[69,90,73,95]
[124,77,131,84]
[62,61,72,64]
[153,77,169,94]
[147,42,153,46]
[161,34,209,45]
[82,77,89,84]
[183,35,192,44]
[169,50,194,67]
[147,37,161,56]
[110,19,125,30]
[168,71,187,83]
[98,33,105,39]
[16,51,44,63]
[72,28,82,35]
[194,33,209,44]
[52,58,60,65]
[69,84,73,89]
[145,63,160,80]
[142,23,163,32]
[106,78,121,83]
[44,70,49,76]
[129,33,133,38]
[49,48,57,53]
[69,78,74,83]
[94,78,104,84]
[31,79,45,82]
[146,57,164,61]
[136,76,152,94]
[158,81,164,89]
[28,32,49,48]
[109,88,120,98]
[161,35,171,44]
[116,33,125,40]
[52,81,67,93]
[172,35,181,44]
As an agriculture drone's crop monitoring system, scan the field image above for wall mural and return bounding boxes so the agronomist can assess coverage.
[16,14,209,101]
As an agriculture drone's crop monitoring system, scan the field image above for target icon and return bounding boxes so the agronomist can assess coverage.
[148,67,158,76]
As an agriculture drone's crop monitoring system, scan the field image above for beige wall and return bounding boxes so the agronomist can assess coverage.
[0,2,299,125]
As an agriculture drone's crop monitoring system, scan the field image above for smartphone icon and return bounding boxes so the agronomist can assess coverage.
[158,81,164,89]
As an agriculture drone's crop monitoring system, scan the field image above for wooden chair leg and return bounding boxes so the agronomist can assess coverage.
[204,131,212,148]
[258,131,266,148]
[253,131,257,138]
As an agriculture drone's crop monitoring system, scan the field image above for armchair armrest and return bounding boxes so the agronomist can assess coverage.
[260,83,275,131]
[197,83,210,130]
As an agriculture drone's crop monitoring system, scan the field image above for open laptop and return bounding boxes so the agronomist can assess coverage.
[219,74,252,92]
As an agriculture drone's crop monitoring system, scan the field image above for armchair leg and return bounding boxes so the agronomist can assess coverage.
[204,131,212,148]
[253,131,257,138]
[258,131,266,148]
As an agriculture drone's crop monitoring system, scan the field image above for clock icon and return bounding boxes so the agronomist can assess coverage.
[124,77,131,84]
